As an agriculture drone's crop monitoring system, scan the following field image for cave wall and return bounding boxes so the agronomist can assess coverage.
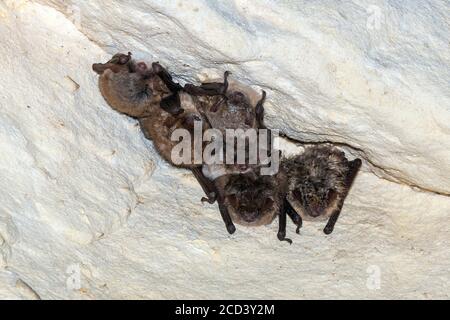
[0,0,449,299]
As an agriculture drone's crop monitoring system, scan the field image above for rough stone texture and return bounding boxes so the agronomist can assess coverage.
[0,0,449,299]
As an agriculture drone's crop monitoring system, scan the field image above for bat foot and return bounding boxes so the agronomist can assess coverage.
[278,232,292,245]
[227,224,236,235]
[323,225,334,235]
[292,216,302,231]
[201,192,217,204]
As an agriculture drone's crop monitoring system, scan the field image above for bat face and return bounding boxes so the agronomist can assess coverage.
[222,91,255,127]
[185,73,265,132]
[290,178,339,219]
[284,146,349,221]
[223,173,279,226]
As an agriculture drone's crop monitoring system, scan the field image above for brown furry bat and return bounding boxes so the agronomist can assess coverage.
[282,145,362,235]
[178,71,271,182]
[186,72,272,175]
[93,52,178,117]
[213,167,301,243]
[182,74,300,241]
[184,71,267,133]
[93,53,216,200]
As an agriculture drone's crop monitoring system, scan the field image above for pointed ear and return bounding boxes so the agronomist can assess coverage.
[109,52,132,65]
[151,61,164,73]
[118,52,132,64]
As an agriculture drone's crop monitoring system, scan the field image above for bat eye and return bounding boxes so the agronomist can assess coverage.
[110,52,132,65]
[230,92,245,104]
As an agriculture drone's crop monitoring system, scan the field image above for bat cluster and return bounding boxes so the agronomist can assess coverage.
[92,53,362,244]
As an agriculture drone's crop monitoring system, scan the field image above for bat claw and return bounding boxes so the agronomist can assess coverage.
[278,231,292,244]
[201,192,217,204]
[227,224,236,235]
[324,225,334,235]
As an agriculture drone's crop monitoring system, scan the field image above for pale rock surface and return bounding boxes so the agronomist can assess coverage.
[0,0,449,299]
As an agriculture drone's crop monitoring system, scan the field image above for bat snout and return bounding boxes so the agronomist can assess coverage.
[92,63,107,75]
[305,202,326,218]
[241,210,259,223]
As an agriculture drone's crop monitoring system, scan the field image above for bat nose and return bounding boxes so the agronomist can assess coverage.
[92,63,106,74]
[309,211,321,217]
[242,210,259,222]
[306,204,323,217]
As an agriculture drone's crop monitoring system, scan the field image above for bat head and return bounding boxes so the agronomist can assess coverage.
[284,146,350,220]
[224,173,279,226]
[290,178,338,218]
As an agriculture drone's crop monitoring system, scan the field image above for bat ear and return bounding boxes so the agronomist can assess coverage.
[109,52,132,65]
[151,62,164,73]
[119,52,132,64]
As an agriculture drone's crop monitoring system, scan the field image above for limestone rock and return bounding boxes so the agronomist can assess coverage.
[0,0,449,299]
